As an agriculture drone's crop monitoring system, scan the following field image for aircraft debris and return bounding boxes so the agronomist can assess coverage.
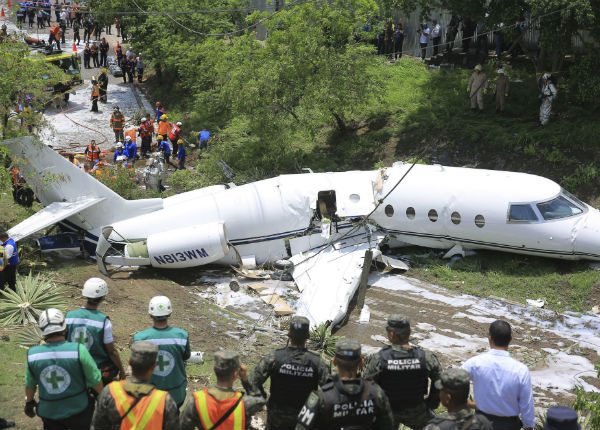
[526,299,546,308]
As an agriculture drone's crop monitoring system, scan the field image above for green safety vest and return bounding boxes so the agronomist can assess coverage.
[66,308,112,369]
[133,326,189,405]
[27,341,88,420]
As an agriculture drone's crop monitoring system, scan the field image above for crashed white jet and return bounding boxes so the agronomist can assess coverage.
[4,136,600,327]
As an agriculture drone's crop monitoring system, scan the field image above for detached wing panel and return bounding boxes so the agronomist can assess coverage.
[8,198,105,241]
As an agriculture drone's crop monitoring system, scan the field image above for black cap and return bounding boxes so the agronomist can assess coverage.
[543,406,580,430]
[387,314,410,329]
[289,316,310,336]
[335,338,361,360]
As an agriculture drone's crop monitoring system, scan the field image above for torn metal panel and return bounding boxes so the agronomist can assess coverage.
[8,198,105,241]
[375,255,410,272]
[291,229,382,327]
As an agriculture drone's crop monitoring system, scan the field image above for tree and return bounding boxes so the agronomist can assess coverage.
[0,36,66,138]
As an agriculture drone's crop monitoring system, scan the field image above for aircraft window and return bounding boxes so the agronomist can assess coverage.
[537,196,583,220]
[562,189,586,209]
[475,215,485,228]
[451,212,461,224]
[406,207,415,219]
[385,204,394,217]
[509,204,538,222]
[349,193,360,203]
[428,209,438,222]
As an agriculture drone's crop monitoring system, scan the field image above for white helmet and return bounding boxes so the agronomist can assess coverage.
[39,308,67,336]
[82,277,108,298]
[149,295,172,317]
[176,122,182,126]
[141,117,147,123]
[125,135,132,141]
[116,142,123,148]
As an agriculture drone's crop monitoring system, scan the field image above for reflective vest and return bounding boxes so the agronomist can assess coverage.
[168,124,180,141]
[133,326,188,405]
[139,122,153,139]
[125,128,137,141]
[3,238,18,266]
[87,145,100,162]
[376,345,428,408]
[50,25,60,36]
[92,85,100,98]
[157,120,170,137]
[193,389,245,430]
[108,380,167,430]
[27,342,88,420]
[269,347,320,410]
[66,308,112,369]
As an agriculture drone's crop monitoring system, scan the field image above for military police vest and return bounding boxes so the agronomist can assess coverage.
[133,326,188,406]
[66,308,112,369]
[376,345,428,408]
[27,341,88,420]
[269,347,321,410]
[320,376,378,430]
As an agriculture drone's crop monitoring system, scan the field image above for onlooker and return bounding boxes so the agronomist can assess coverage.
[446,12,460,53]
[467,64,488,112]
[476,17,489,59]
[384,19,394,58]
[91,42,99,68]
[431,19,441,56]
[462,320,535,430]
[83,43,91,69]
[394,21,405,60]
[495,68,510,113]
[539,73,557,126]
[418,23,430,60]
[99,37,109,67]
[462,17,475,53]
[493,23,504,58]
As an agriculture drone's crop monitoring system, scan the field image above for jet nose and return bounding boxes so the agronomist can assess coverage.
[573,209,600,260]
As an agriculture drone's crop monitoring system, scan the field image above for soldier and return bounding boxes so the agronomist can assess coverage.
[180,350,266,430]
[495,69,510,113]
[133,295,191,408]
[364,314,443,430]
[423,368,493,430]
[24,309,103,429]
[66,277,127,385]
[249,315,330,430]
[467,65,488,112]
[92,341,180,430]
[296,338,393,430]
[110,106,125,143]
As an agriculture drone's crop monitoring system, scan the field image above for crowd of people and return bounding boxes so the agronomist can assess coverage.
[17,275,582,430]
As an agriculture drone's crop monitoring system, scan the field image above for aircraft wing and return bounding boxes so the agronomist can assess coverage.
[290,227,383,327]
[8,198,105,241]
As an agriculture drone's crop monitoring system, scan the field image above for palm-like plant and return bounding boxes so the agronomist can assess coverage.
[309,323,340,359]
[15,324,43,347]
[0,272,66,326]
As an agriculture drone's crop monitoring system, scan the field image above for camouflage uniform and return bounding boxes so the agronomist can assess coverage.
[364,315,443,430]
[423,368,493,430]
[92,341,180,430]
[180,350,266,430]
[249,316,330,430]
[295,339,394,430]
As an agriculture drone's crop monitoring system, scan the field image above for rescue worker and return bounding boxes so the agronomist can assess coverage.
[139,117,153,158]
[364,314,443,430]
[157,114,171,143]
[423,369,493,430]
[495,68,510,113]
[91,41,100,68]
[66,277,127,385]
[48,24,61,49]
[0,232,18,292]
[180,350,266,430]
[539,73,557,126]
[467,64,488,112]
[143,157,161,192]
[133,295,191,408]
[296,338,393,430]
[158,135,177,169]
[248,315,330,430]
[68,154,79,167]
[125,135,137,167]
[99,37,109,67]
[168,121,182,155]
[83,43,91,69]
[113,142,126,163]
[85,139,101,164]
[198,128,210,152]
[92,341,180,430]
[155,101,166,122]
[91,79,100,112]
[98,67,109,103]
[25,309,103,430]
[110,106,125,143]
[177,139,186,170]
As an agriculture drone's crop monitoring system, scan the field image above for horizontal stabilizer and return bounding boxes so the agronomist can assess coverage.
[9,198,105,241]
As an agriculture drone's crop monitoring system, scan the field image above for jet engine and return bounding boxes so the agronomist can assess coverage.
[124,222,229,268]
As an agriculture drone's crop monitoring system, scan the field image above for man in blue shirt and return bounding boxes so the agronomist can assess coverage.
[113,142,126,164]
[198,129,210,152]
[177,139,185,170]
[0,232,18,291]
[158,136,177,169]
[462,320,535,430]
[125,136,137,167]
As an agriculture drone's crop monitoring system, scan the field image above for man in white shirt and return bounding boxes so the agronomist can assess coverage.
[419,23,430,60]
[431,19,441,56]
[462,320,535,430]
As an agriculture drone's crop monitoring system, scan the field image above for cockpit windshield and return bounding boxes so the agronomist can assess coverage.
[537,195,583,220]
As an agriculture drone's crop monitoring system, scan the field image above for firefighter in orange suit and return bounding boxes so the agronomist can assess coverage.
[91,341,180,430]
[180,350,265,430]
